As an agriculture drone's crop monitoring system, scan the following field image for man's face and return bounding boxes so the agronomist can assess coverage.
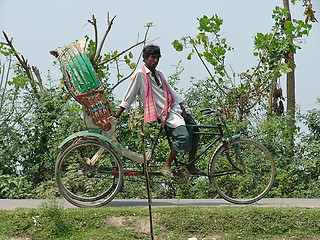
[144,54,160,72]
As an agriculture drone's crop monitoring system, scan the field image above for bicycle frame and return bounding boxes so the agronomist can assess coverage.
[61,108,243,177]
[145,112,239,175]
[173,124,223,168]
[167,112,246,178]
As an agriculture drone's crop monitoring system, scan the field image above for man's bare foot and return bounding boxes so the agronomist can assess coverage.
[160,163,171,172]
[160,164,173,178]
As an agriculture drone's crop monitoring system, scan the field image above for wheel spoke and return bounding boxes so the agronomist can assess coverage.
[55,139,123,207]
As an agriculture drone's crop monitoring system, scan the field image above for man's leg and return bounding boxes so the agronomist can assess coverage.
[161,125,188,173]
[160,149,178,172]
[187,150,201,174]
[185,114,201,174]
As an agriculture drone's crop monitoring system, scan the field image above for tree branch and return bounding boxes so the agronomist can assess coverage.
[110,23,152,90]
[0,56,11,112]
[213,32,234,87]
[97,40,145,67]
[0,41,9,46]
[32,66,45,92]
[190,39,227,95]
[3,32,28,72]
[94,13,116,62]
[2,31,40,96]
[88,15,98,62]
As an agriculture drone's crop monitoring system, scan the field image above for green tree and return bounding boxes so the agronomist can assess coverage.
[281,0,317,154]
[173,5,314,154]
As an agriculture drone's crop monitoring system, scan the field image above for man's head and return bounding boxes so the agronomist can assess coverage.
[143,44,161,60]
[143,44,161,72]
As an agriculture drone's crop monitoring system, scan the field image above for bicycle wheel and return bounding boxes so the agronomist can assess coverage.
[209,138,275,204]
[55,138,123,207]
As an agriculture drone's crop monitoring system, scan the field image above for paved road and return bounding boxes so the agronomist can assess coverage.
[0,198,319,209]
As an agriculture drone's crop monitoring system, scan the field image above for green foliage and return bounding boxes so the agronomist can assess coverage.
[14,87,84,186]
[172,40,183,52]
[0,58,84,187]
[0,43,11,57]
[254,7,312,73]
[0,175,31,199]
[198,14,224,33]
[31,178,61,199]
[173,14,232,84]
[239,112,319,198]
[293,102,320,197]
[173,9,312,121]
[303,98,320,140]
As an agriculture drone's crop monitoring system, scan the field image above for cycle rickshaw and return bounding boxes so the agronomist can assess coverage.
[52,40,276,208]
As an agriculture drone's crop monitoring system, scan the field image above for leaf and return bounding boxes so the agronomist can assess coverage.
[280,62,292,74]
[284,21,294,34]
[201,33,209,45]
[130,62,136,69]
[172,40,183,52]
[146,22,153,27]
[187,49,194,60]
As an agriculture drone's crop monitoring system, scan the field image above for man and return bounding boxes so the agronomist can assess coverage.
[114,44,200,177]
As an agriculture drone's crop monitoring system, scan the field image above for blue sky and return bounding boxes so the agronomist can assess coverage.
[1,0,319,117]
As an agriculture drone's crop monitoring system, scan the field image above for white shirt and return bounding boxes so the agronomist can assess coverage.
[120,66,186,128]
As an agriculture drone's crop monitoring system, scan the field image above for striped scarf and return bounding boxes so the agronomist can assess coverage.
[142,66,176,127]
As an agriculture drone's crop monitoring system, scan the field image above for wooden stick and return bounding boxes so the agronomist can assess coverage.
[139,99,154,240]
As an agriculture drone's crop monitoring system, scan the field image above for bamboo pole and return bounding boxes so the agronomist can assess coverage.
[139,99,154,240]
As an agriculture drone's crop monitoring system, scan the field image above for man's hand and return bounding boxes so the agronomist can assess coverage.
[179,103,188,120]
[114,106,125,119]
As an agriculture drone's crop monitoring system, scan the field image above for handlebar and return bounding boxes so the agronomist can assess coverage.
[200,106,231,121]
[200,107,223,119]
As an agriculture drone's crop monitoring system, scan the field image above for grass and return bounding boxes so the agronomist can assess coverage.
[0,201,319,240]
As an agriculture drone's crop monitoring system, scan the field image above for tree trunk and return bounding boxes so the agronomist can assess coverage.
[283,0,296,155]
[267,79,277,116]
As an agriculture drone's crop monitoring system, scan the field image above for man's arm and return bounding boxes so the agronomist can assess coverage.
[114,106,125,119]
[114,70,143,119]
[179,103,188,120]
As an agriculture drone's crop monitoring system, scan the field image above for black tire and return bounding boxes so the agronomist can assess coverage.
[209,138,275,204]
[55,138,123,207]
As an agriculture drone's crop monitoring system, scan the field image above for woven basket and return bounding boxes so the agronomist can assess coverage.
[56,39,113,130]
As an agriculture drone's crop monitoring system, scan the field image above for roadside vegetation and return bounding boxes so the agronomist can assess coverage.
[0,201,319,240]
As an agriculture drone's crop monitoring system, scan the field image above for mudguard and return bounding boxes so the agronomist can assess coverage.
[58,129,122,157]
